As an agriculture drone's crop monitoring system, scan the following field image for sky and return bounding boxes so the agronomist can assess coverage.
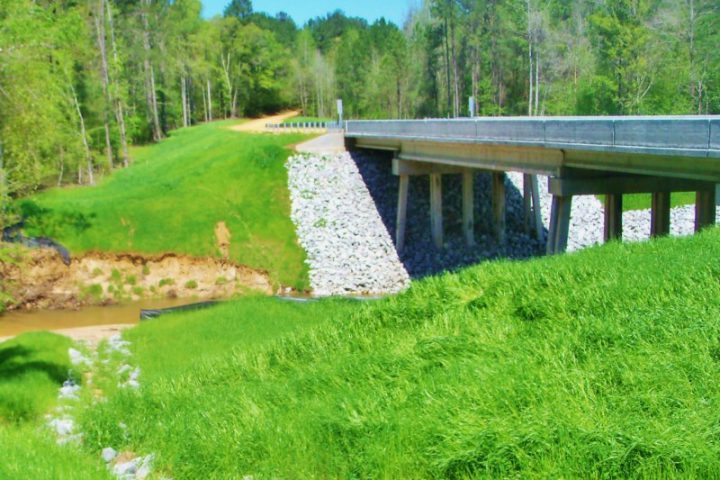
[201,0,417,27]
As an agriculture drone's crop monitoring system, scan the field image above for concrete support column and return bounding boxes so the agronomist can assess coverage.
[546,195,572,255]
[603,194,623,242]
[650,192,671,237]
[523,174,532,235]
[695,189,716,232]
[523,174,543,240]
[492,172,506,244]
[462,169,475,246]
[429,173,443,248]
[396,175,409,254]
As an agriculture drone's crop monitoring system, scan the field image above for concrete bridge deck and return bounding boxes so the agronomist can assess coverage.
[345,116,720,254]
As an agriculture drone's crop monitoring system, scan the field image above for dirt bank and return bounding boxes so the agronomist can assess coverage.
[0,245,272,311]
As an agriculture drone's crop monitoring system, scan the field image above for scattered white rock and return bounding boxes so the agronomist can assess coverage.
[69,347,92,367]
[48,417,75,437]
[102,447,118,463]
[59,381,81,400]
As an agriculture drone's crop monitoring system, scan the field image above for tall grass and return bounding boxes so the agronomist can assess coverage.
[20,121,311,290]
[0,332,111,479]
[82,228,720,478]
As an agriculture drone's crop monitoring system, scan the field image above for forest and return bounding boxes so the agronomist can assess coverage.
[0,0,718,211]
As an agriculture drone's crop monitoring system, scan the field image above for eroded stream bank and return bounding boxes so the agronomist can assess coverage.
[0,244,273,312]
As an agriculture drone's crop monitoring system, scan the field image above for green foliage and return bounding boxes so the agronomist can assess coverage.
[0,333,111,479]
[0,332,75,423]
[184,280,198,290]
[22,121,310,290]
[81,284,104,302]
[81,230,720,477]
[0,425,112,480]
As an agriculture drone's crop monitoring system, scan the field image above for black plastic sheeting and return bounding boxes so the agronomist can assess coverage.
[2,221,72,266]
[140,301,220,321]
[139,295,385,321]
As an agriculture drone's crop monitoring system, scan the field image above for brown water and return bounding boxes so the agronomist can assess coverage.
[0,298,195,339]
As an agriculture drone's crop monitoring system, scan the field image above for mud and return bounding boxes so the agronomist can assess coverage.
[0,244,272,312]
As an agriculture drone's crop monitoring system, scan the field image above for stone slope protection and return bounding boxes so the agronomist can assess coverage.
[287,153,410,296]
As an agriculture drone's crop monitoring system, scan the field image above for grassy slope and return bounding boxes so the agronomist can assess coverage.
[22,121,310,290]
[82,229,720,478]
[0,333,110,479]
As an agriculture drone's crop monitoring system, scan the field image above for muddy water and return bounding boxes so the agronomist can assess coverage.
[0,298,195,339]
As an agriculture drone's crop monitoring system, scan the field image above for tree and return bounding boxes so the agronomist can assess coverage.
[224,0,252,21]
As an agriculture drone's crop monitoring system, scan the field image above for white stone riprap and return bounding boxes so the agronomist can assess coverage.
[287,153,410,296]
[44,337,160,480]
[506,172,720,250]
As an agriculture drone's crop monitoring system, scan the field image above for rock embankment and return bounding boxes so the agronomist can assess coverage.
[287,153,410,296]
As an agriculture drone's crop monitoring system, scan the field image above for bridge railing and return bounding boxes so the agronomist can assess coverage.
[346,116,720,158]
[266,121,344,132]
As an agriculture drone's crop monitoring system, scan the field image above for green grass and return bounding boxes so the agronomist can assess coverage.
[0,332,75,423]
[20,121,311,290]
[0,426,111,479]
[0,332,111,479]
[81,228,720,478]
[599,192,697,211]
[282,116,334,124]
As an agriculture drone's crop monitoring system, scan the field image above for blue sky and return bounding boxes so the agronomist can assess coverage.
[201,0,417,27]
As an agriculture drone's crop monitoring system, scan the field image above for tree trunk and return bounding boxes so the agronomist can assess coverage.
[207,78,213,121]
[95,0,113,170]
[141,0,162,141]
[443,14,452,115]
[70,83,94,186]
[105,0,130,166]
[181,75,188,128]
[534,50,540,115]
[57,148,65,187]
[449,12,460,118]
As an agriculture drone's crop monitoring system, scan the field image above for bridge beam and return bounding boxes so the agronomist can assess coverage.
[462,169,475,246]
[695,189,716,232]
[492,173,506,244]
[430,173,443,248]
[604,194,623,242]
[396,175,409,254]
[651,192,671,237]
[523,174,543,240]
[547,195,572,255]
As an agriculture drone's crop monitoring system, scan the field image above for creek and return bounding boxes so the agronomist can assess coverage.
[0,298,195,339]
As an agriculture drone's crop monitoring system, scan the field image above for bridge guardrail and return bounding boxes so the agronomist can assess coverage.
[266,121,344,132]
[345,116,720,158]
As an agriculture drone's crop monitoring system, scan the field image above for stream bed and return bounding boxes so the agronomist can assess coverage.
[0,298,197,339]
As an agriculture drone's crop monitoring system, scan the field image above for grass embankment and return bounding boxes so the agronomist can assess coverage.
[0,333,110,479]
[20,121,310,290]
[82,229,720,478]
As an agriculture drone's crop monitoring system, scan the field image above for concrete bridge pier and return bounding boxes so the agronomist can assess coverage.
[392,159,545,253]
[547,171,717,254]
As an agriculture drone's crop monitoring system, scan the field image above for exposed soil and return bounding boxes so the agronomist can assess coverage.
[230,110,300,133]
[0,244,272,312]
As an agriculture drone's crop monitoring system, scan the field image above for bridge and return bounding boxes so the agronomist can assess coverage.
[344,116,720,254]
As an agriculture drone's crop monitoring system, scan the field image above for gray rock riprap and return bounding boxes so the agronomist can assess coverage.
[287,152,411,295]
